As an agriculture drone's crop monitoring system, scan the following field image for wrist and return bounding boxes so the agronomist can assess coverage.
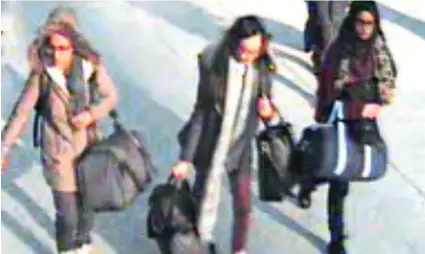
[86,110,96,125]
[179,160,193,166]
[1,144,11,157]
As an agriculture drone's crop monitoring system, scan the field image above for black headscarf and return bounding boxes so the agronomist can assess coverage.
[337,1,383,59]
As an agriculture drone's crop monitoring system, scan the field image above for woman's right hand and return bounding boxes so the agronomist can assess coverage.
[171,160,193,180]
[1,156,9,173]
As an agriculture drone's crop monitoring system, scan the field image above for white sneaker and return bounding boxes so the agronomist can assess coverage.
[76,244,93,254]
[59,249,78,254]
[234,250,247,254]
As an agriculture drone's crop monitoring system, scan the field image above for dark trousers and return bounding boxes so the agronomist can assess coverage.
[52,191,94,251]
[193,167,252,252]
[327,180,349,241]
[302,178,349,241]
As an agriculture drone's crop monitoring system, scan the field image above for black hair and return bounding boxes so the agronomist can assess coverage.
[339,1,383,41]
[211,15,275,74]
[225,15,270,58]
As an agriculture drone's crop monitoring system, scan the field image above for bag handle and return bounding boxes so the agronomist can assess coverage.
[329,100,349,176]
[166,173,188,190]
[108,110,125,132]
[88,67,123,132]
[327,100,344,124]
[158,174,188,229]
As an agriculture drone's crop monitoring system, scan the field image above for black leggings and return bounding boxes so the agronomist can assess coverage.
[327,180,349,241]
[52,191,94,251]
[302,178,349,241]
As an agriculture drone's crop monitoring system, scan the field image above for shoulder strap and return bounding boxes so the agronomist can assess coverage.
[87,64,122,131]
[33,72,51,147]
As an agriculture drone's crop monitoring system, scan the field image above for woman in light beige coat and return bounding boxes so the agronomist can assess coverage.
[1,7,117,254]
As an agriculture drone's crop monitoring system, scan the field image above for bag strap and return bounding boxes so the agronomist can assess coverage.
[162,175,192,228]
[33,72,52,147]
[329,100,349,176]
[327,100,344,124]
[88,67,123,132]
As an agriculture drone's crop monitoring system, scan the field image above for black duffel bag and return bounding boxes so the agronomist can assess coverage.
[77,111,155,212]
[147,175,203,254]
[147,176,198,238]
[256,117,297,202]
[297,101,388,182]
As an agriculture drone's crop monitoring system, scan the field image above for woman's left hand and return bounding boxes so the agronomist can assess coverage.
[71,110,95,128]
[258,97,275,120]
[362,103,382,119]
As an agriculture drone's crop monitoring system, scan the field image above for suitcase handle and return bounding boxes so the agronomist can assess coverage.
[167,174,185,189]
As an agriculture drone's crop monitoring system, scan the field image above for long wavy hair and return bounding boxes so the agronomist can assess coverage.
[211,15,275,75]
[27,9,100,74]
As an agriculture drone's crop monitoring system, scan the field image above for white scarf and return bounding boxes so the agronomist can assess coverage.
[198,57,256,242]
[44,59,94,96]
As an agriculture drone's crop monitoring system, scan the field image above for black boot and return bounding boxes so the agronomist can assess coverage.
[297,187,312,209]
[202,242,217,254]
[327,181,349,254]
[297,178,318,209]
[327,238,347,254]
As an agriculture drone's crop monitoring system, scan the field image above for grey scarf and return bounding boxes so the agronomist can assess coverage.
[197,57,256,242]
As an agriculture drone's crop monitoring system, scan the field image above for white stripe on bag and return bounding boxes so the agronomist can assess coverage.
[334,119,348,175]
[362,145,373,178]
[328,101,348,176]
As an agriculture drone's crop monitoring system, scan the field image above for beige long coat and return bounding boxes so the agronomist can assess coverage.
[1,59,118,192]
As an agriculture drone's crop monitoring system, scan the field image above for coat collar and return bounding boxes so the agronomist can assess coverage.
[202,45,272,115]
[44,59,94,96]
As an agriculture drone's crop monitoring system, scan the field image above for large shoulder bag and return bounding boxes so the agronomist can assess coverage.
[76,111,156,212]
[297,101,388,182]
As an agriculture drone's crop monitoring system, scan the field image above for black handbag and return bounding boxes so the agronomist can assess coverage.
[147,175,203,254]
[147,176,199,238]
[76,111,155,212]
[256,113,297,202]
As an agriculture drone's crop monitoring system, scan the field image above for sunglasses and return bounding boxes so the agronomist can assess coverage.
[356,18,375,26]
[239,45,261,55]
[51,45,73,52]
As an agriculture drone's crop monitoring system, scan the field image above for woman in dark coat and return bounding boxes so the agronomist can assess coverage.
[171,15,278,254]
[298,2,397,253]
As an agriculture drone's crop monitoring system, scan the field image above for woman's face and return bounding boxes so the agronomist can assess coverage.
[238,33,264,64]
[354,11,376,40]
[49,33,74,69]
